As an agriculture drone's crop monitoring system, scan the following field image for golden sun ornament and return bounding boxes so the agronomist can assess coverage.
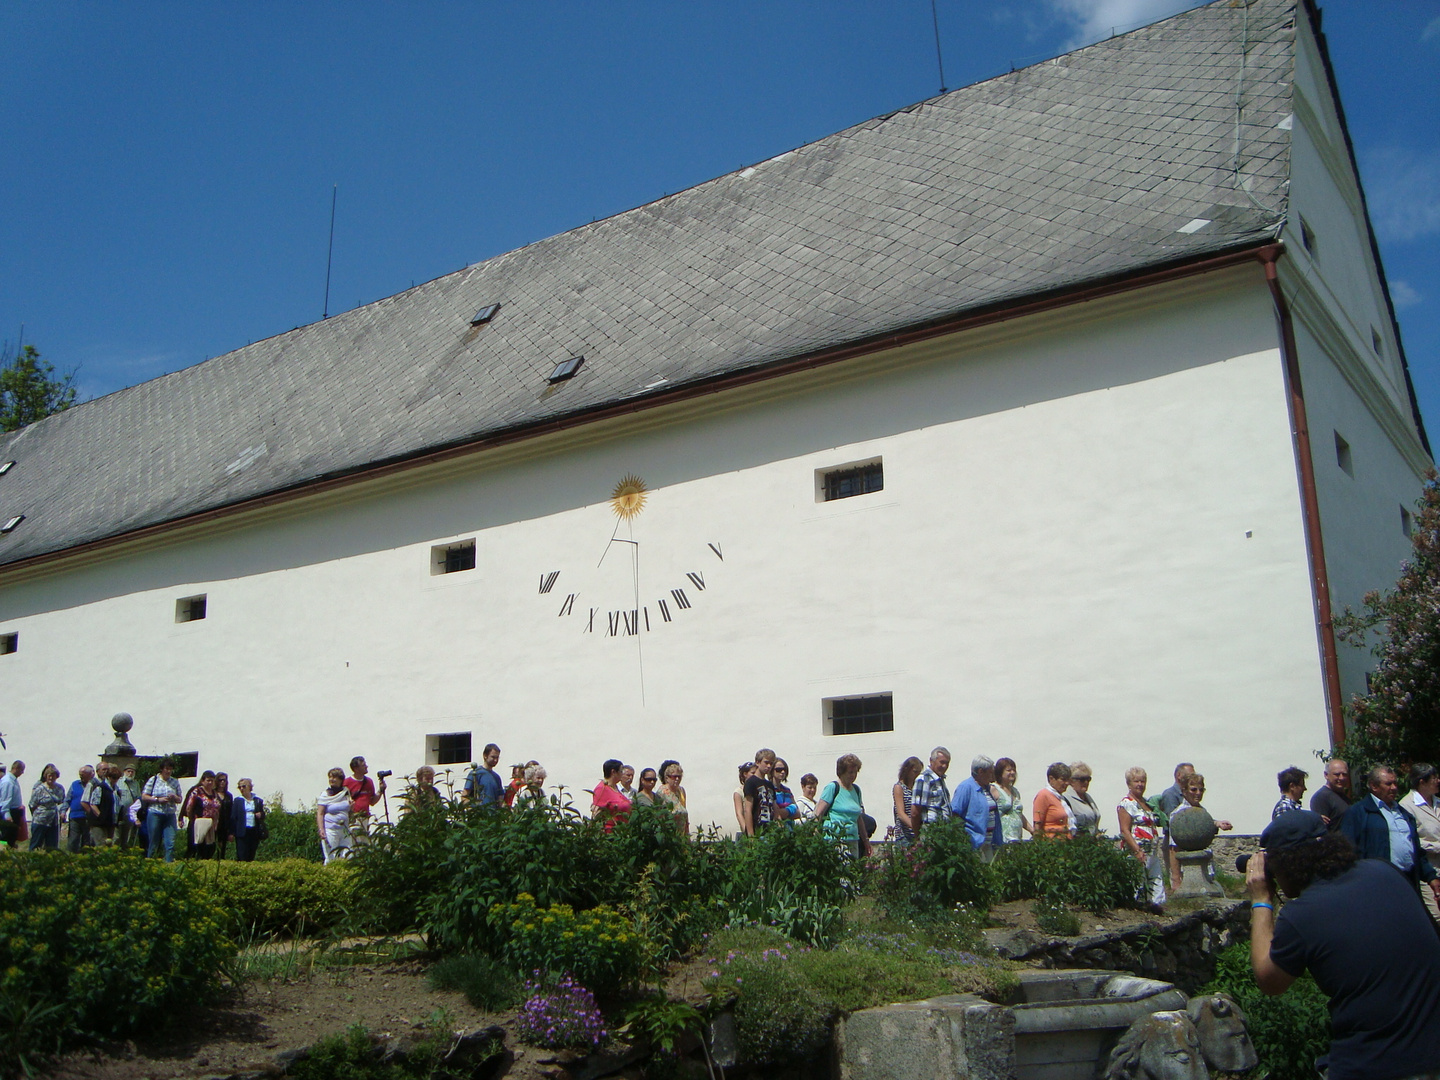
[610,475,648,520]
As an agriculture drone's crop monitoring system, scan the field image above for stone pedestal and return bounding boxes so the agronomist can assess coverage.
[1172,850,1225,899]
[99,712,140,769]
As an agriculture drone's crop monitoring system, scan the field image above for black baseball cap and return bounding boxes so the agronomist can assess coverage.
[1260,809,1328,851]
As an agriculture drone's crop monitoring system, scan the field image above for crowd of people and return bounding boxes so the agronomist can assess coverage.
[4,745,1439,931]
[0,756,269,863]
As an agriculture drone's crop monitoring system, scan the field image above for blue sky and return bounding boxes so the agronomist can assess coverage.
[2,1,1437,427]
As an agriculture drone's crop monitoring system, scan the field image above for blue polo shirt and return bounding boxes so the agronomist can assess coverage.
[949,775,1001,849]
[69,779,93,821]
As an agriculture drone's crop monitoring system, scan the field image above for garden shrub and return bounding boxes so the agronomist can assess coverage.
[488,893,645,995]
[254,795,324,862]
[412,799,725,961]
[287,1015,458,1080]
[351,797,460,932]
[876,825,997,916]
[992,834,1144,911]
[722,821,851,910]
[426,954,519,1012]
[196,858,356,936]
[1201,942,1330,1080]
[0,850,236,1071]
[703,947,831,1067]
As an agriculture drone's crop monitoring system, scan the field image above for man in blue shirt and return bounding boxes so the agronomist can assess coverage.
[67,764,94,853]
[1339,765,1440,902]
[463,743,505,806]
[949,754,1002,850]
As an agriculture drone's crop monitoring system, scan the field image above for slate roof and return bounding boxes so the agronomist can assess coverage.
[0,0,1302,568]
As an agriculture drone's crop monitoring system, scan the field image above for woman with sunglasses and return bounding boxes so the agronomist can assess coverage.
[657,760,689,834]
[635,767,660,806]
[772,759,801,823]
[1063,762,1101,837]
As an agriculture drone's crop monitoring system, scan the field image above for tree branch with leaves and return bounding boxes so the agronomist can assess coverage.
[0,343,78,432]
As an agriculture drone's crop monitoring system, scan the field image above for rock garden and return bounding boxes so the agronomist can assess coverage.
[2,797,1330,1080]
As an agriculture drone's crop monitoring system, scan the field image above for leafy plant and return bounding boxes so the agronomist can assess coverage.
[877,824,997,915]
[489,894,645,995]
[287,1013,455,1080]
[1201,942,1330,1080]
[426,954,520,1012]
[992,834,1143,912]
[1032,899,1082,936]
[514,974,608,1050]
[621,993,703,1055]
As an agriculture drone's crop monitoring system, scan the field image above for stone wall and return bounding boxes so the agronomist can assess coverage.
[987,900,1251,994]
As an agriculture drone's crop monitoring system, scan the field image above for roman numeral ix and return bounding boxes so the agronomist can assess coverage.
[557,593,576,617]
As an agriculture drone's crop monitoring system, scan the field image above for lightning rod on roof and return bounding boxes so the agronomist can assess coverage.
[930,0,947,94]
[323,184,338,320]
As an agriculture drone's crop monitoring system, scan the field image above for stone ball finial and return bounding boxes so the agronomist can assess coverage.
[1169,806,1218,851]
[111,712,134,734]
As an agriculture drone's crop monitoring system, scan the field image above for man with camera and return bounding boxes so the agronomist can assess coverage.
[1245,810,1440,1080]
[343,756,388,833]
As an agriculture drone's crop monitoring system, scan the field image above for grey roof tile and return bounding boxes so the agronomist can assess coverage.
[0,0,1296,568]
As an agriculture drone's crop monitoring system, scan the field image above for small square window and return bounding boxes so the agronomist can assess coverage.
[0,632,16,655]
[0,515,23,533]
[0,461,14,476]
[175,595,207,623]
[1299,217,1318,257]
[470,303,501,326]
[1371,326,1383,357]
[548,356,584,383]
[818,458,883,502]
[1401,505,1413,539]
[431,539,476,575]
[1334,432,1352,477]
[427,732,473,766]
[823,693,894,736]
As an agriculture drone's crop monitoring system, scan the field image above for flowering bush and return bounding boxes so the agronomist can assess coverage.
[0,849,236,1071]
[514,974,607,1050]
[489,893,644,994]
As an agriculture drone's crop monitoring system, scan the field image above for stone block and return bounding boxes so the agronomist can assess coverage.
[835,994,1014,1080]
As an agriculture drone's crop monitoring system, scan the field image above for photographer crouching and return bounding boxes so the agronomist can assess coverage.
[1245,810,1440,1079]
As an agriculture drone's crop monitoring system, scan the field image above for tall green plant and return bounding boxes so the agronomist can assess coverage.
[1200,942,1330,1080]
[992,834,1143,912]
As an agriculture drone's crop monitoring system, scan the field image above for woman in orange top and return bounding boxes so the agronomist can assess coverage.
[1031,762,1075,839]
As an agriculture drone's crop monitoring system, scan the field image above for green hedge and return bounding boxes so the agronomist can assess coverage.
[192,857,356,936]
[0,850,236,1074]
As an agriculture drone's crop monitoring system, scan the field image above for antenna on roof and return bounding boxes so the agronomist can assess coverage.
[322,185,338,320]
[930,0,948,94]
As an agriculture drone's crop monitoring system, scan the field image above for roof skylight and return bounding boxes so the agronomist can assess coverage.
[1177,218,1211,234]
[470,303,501,326]
[548,356,585,384]
[1,515,23,534]
[0,461,13,476]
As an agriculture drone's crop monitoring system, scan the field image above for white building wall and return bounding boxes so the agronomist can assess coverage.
[0,269,1327,830]
[1284,17,1432,710]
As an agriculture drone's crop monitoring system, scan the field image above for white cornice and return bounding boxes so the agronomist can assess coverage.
[1282,264,1431,477]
